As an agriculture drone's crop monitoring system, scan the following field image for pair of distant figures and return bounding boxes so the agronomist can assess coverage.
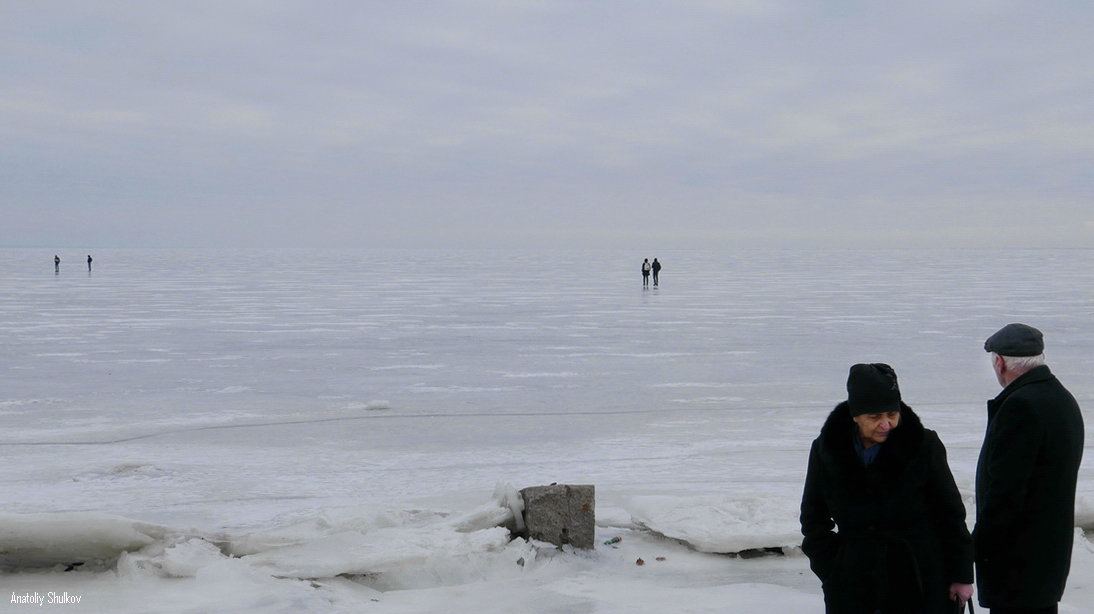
[641,258,662,287]
[55,254,92,272]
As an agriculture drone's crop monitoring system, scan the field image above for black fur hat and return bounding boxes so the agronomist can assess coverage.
[847,363,902,416]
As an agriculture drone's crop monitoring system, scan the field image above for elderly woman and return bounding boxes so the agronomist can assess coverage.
[800,363,974,614]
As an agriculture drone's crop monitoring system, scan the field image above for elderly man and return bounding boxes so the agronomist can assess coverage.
[801,363,974,613]
[975,324,1085,614]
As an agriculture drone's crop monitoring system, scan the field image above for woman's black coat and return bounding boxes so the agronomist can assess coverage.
[800,402,974,613]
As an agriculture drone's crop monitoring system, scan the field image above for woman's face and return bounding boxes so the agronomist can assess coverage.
[853,410,900,448]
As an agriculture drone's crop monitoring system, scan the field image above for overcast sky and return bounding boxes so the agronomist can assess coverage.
[2,1,1092,249]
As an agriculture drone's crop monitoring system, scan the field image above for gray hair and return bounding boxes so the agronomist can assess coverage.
[992,352,1046,373]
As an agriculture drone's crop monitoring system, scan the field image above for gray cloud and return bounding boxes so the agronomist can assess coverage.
[2,1,1092,248]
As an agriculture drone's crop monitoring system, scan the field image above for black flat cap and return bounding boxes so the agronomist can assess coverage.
[847,363,902,416]
[984,323,1044,357]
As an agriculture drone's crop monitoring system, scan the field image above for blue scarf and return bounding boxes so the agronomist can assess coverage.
[853,425,882,466]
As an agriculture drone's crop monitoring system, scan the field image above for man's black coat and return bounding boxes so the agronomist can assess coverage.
[800,402,974,614]
[974,365,1085,609]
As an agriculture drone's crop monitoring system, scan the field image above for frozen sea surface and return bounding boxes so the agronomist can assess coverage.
[1,247,1091,612]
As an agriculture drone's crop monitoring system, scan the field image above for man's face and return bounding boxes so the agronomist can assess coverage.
[852,411,901,448]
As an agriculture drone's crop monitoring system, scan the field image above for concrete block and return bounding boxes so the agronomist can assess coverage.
[520,484,595,549]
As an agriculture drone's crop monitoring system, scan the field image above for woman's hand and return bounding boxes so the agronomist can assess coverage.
[949,582,974,605]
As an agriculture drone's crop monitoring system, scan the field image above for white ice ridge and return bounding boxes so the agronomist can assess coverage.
[1077,494,1094,530]
[4,489,1091,587]
[237,490,522,579]
[629,494,1094,554]
[627,495,803,554]
[0,512,171,567]
[0,483,528,584]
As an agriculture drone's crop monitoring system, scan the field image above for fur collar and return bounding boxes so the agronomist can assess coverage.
[818,401,926,475]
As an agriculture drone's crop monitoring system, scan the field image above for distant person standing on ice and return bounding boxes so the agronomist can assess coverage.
[974,323,1084,614]
[651,258,661,286]
[54,255,60,272]
[87,254,93,272]
[641,258,651,287]
[800,363,974,614]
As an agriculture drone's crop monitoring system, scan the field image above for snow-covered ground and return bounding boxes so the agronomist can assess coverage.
[1,248,1091,613]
